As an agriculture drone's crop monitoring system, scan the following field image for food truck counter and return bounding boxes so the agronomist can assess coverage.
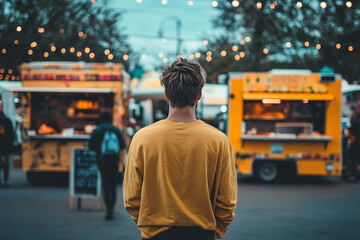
[24,134,91,141]
[241,134,332,141]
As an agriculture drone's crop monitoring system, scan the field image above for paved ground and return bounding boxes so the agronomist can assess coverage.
[1,169,360,240]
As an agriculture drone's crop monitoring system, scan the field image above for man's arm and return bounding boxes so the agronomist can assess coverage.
[123,143,143,224]
[214,142,238,239]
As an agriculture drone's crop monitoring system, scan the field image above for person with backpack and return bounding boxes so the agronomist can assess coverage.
[89,111,126,220]
[0,110,15,188]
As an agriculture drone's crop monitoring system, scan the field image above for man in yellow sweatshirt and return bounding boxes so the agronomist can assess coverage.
[123,58,238,240]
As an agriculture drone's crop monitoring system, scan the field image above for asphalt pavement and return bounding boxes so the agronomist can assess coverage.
[1,169,360,240]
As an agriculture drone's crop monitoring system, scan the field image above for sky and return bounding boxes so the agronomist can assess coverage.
[110,0,220,70]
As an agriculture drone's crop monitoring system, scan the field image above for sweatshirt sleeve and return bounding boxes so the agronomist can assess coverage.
[123,142,143,224]
[214,141,238,239]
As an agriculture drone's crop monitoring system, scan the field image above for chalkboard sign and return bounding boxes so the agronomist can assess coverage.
[70,149,101,197]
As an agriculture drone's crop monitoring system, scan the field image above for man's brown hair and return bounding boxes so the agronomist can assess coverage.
[160,58,206,108]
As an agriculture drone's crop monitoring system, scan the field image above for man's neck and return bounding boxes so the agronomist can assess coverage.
[166,105,197,122]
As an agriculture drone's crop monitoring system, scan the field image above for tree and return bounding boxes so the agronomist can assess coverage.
[198,0,360,83]
[0,0,131,80]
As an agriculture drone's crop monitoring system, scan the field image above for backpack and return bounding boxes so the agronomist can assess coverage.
[101,130,120,156]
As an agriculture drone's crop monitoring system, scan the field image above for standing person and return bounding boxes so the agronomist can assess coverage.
[348,112,360,183]
[0,110,15,188]
[123,58,238,240]
[89,111,126,220]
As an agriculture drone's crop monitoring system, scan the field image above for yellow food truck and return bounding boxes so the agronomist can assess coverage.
[12,61,128,184]
[227,69,342,181]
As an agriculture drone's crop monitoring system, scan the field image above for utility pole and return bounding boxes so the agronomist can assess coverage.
[158,16,182,57]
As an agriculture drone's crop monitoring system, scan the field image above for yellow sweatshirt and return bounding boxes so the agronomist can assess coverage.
[123,119,237,239]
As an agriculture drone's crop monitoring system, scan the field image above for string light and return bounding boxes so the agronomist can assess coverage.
[263,48,269,54]
[2,49,6,54]
[221,50,227,56]
[240,40,245,45]
[51,46,56,52]
[206,56,212,62]
[38,27,45,33]
[232,45,238,51]
[89,53,95,58]
[0,69,4,73]
[188,1,194,6]
[346,1,352,8]
[270,4,275,9]
[232,0,239,8]
[83,34,87,39]
[123,54,129,61]
[77,51,82,57]
[14,40,19,45]
[245,36,251,42]
[320,2,327,8]
[336,43,341,49]
[195,52,201,58]
[239,52,245,58]
[316,44,321,49]
[8,69,13,74]
[161,0,168,5]
[136,0,142,3]
[30,41,37,47]
[212,1,218,7]
[104,49,110,55]
[91,0,96,3]
[141,54,147,59]
[207,51,212,56]
[348,46,354,51]
[189,54,195,60]
[163,58,168,63]
[108,54,113,60]
[234,55,240,61]
[256,2,262,9]
[203,40,208,45]
[296,1,303,8]
[44,52,49,58]
[286,42,292,48]
[158,52,164,58]
[78,32,84,37]
[11,76,16,81]
[61,48,66,54]
[304,41,310,47]
[16,26,22,32]
[0,75,2,80]
[59,28,64,34]
[85,47,90,54]
[70,47,75,53]
[28,50,33,55]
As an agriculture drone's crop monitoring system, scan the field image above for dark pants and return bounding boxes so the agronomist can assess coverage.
[143,226,215,240]
[0,154,9,183]
[349,148,359,181]
[350,156,359,181]
[99,156,119,212]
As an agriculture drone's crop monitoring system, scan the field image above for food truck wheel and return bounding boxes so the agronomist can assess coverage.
[258,162,278,182]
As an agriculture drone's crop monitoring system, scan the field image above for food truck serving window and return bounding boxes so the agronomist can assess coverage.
[243,100,325,135]
[30,92,113,134]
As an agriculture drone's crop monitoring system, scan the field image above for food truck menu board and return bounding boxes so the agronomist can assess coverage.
[70,149,101,197]
[243,73,328,93]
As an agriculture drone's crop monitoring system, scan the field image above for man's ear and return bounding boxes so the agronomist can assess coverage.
[196,92,202,101]
[165,92,170,102]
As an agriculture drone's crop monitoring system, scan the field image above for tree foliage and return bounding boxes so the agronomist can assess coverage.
[198,0,360,83]
[0,0,130,79]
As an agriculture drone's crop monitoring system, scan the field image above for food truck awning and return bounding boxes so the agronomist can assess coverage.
[9,87,116,93]
[243,93,335,101]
